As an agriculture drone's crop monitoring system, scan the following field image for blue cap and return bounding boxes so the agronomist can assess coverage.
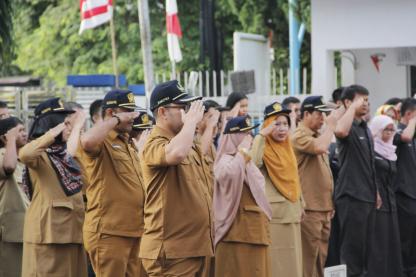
[301,96,332,113]
[224,116,259,134]
[263,101,291,119]
[150,80,202,110]
[103,89,137,110]
[34,98,75,117]
[133,112,153,130]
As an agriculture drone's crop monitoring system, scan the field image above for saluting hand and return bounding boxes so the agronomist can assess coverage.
[238,134,253,149]
[132,129,151,152]
[181,100,204,125]
[229,102,241,118]
[49,123,67,138]
[73,110,87,129]
[324,111,338,131]
[206,109,221,128]
[259,120,277,137]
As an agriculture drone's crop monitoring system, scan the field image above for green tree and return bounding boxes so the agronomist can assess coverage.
[8,0,311,87]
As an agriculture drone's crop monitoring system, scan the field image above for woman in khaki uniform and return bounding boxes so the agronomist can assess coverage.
[19,98,87,277]
[214,116,272,277]
[250,102,304,277]
[0,117,29,277]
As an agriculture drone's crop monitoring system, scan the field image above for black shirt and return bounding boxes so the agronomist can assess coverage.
[393,123,416,199]
[335,120,377,202]
[374,153,397,212]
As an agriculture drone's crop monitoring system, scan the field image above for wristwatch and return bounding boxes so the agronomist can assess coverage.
[112,115,121,126]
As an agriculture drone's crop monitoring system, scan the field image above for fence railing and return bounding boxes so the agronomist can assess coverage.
[155,67,310,98]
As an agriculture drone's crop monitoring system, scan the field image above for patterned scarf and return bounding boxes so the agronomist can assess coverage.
[22,144,83,200]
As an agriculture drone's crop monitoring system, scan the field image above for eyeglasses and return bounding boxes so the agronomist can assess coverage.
[383,128,395,133]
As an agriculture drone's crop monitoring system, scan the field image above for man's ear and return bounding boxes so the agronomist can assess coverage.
[157,107,166,119]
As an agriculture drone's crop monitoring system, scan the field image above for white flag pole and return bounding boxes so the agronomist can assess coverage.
[109,14,119,88]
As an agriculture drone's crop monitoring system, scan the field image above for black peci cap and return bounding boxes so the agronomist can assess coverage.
[223,116,259,134]
[150,80,202,111]
[263,102,291,119]
[301,96,332,113]
[133,112,153,130]
[103,89,138,110]
[34,98,75,118]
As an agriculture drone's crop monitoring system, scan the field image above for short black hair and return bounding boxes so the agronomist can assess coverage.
[89,99,103,121]
[226,92,248,109]
[282,96,300,106]
[385,97,402,106]
[64,101,84,111]
[332,87,345,103]
[341,85,369,102]
[203,100,220,112]
[400,98,416,117]
[0,101,8,109]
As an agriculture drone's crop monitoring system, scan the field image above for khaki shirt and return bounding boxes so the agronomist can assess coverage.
[139,126,214,259]
[80,130,144,237]
[222,183,270,245]
[19,132,85,244]
[291,123,334,211]
[0,148,28,242]
[249,135,303,224]
[74,138,90,194]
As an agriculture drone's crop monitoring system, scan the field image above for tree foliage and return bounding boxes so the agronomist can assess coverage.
[4,0,311,87]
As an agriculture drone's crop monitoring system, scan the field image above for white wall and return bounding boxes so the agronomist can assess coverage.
[311,0,416,100]
[233,32,271,95]
[348,48,408,114]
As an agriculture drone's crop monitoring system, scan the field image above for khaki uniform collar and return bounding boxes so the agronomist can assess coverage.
[108,129,129,142]
[299,122,318,137]
[152,125,175,140]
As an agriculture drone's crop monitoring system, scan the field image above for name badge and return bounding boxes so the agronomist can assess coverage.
[359,136,366,140]
[112,144,122,149]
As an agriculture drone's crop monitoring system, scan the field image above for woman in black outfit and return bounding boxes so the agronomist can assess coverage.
[368,115,403,277]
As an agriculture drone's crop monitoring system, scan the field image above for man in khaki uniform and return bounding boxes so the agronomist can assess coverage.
[291,96,342,277]
[80,89,146,277]
[140,80,214,276]
[0,117,29,277]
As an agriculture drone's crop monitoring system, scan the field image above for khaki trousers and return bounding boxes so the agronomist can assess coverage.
[22,242,87,277]
[83,231,146,277]
[0,241,23,277]
[301,211,332,277]
[142,251,204,277]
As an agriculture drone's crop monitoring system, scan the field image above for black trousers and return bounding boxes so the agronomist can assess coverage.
[335,196,375,277]
[325,211,340,267]
[397,193,416,277]
[367,210,403,277]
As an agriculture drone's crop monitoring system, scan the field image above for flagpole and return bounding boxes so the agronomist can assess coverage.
[138,0,155,109]
[109,16,119,88]
[171,60,176,79]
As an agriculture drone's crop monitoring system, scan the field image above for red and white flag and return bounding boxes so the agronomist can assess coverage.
[166,0,183,62]
[79,0,113,34]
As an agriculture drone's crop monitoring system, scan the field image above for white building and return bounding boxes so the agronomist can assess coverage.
[311,0,416,111]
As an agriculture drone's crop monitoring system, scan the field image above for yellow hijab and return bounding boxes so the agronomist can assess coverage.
[262,116,301,202]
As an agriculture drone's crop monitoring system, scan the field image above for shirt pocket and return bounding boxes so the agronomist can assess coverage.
[178,157,195,182]
[269,196,288,220]
[241,205,269,244]
[112,151,132,175]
